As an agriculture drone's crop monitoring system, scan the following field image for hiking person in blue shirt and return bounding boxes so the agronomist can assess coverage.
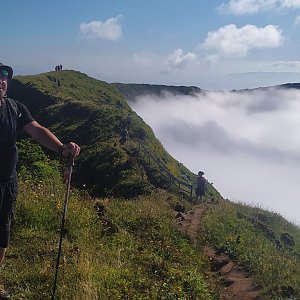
[0,64,80,299]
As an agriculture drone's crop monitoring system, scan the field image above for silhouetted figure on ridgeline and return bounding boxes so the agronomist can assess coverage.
[120,126,129,145]
[196,171,206,203]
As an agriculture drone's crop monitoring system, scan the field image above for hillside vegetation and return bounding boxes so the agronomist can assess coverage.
[4,70,300,299]
[3,178,218,299]
[9,70,217,200]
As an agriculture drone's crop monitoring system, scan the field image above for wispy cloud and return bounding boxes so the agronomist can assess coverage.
[163,49,197,73]
[219,0,300,14]
[204,54,220,66]
[271,60,300,68]
[133,52,157,67]
[202,24,283,58]
[294,14,300,24]
[219,0,277,14]
[79,16,122,41]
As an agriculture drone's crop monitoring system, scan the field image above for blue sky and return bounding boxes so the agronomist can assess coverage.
[2,0,300,89]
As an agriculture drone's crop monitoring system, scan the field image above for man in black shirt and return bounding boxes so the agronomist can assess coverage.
[196,171,206,203]
[0,64,80,299]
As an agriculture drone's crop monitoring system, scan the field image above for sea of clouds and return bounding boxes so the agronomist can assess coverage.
[130,87,300,225]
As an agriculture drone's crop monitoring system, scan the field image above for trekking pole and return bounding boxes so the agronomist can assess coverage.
[52,155,75,300]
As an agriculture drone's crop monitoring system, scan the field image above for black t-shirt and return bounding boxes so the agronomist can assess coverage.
[0,98,34,182]
[196,176,206,195]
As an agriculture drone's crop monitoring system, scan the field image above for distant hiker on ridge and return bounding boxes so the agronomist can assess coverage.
[196,171,206,203]
[126,113,132,129]
[120,126,129,145]
[0,63,80,299]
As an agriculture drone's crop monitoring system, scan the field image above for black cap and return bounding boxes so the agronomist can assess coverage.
[0,63,13,81]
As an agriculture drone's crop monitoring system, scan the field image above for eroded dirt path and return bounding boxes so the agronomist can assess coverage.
[177,206,265,300]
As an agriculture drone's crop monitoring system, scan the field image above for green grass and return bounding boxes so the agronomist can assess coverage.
[2,181,217,300]
[2,169,300,299]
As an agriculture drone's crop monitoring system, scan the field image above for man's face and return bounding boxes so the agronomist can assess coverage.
[0,74,8,98]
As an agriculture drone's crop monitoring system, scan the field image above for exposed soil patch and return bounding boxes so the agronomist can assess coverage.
[177,206,206,243]
[203,246,264,300]
[176,206,265,300]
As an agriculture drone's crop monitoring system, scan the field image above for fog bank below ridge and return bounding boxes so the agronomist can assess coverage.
[130,87,300,225]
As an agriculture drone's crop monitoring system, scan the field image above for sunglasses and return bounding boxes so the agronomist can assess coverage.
[0,69,9,82]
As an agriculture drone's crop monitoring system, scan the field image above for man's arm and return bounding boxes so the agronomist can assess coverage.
[23,121,80,157]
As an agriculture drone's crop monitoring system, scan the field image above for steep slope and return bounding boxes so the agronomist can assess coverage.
[9,70,218,200]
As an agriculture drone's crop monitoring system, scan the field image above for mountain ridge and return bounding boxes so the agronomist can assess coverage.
[113,82,204,103]
[113,79,300,102]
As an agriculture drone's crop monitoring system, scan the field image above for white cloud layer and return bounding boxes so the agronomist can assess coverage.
[163,49,197,73]
[202,24,283,58]
[220,0,300,14]
[130,87,300,224]
[271,60,300,68]
[80,16,122,40]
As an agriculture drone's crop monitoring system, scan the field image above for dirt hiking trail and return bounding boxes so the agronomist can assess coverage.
[177,206,265,300]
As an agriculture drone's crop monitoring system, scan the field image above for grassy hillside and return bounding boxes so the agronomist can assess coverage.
[4,179,218,300]
[9,70,217,200]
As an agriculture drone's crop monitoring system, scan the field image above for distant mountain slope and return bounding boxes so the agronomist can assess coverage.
[227,81,300,93]
[113,83,203,103]
[279,82,300,89]
[9,70,218,200]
